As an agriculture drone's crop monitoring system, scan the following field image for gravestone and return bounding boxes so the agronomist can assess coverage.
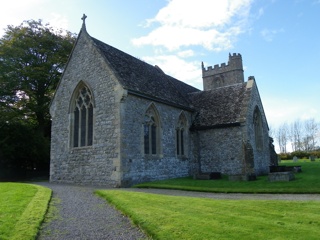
[293,156,298,162]
[268,172,295,182]
[310,155,315,162]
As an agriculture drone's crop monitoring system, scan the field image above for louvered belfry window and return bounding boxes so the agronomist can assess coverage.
[73,86,93,147]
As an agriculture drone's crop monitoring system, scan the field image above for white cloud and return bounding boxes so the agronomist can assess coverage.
[133,25,241,51]
[0,0,45,36]
[132,0,253,51]
[48,13,69,32]
[263,98,320,129]
[177,50,194,58]
[260,28,284,42]
[142,55,203,89]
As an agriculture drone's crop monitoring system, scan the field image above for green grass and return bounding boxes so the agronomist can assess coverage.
[0,182,52,240]
[96,190,320,240]
[134,160,320,193]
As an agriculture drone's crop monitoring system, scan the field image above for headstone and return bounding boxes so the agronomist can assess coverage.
[293,156,298,162]
[310,155,315,162]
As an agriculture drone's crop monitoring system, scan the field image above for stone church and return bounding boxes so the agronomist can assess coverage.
[49,18,273,187]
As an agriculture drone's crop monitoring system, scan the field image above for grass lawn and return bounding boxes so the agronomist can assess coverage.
[0,182,51,240]
[134,160,320,193]
[96,190,320,240]
[97,160,320,239]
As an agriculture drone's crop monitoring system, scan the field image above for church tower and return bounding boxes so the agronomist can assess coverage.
[202,53,244,91]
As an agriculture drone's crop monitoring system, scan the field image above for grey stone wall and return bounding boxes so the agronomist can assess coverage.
[197,126,245,175]
[119,94,193,186]
[50,31,271,187]
[202,53,244,90]
[244,80,270,175]
[50,31,122,186]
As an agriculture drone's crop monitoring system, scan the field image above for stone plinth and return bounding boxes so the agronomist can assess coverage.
[268,172,295,182]
[194,172,221,180]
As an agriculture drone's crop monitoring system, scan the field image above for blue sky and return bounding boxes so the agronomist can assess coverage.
[1,0,319,130]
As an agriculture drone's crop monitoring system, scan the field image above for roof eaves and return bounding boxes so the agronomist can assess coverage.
[127,89,195,112]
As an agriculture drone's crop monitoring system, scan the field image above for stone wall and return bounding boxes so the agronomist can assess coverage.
[197,126,245,175]
[244,80,270,175]
[50,30,122,186]
[202,53,244,90]
[119,94,193,186]
[50,30,271,187]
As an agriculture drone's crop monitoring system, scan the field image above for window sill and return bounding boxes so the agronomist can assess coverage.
[70,145,93,153]
[144,154,162,159]
[177,155,188,160]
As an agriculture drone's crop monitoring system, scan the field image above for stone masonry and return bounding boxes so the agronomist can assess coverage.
[49,20,272,187]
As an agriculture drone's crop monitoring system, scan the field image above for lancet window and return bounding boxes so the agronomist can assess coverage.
[254,107,264,151]
[72,85,94,147]
[176,113,187,156]
[144,105,160,155]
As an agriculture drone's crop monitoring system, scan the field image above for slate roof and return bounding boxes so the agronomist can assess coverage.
[189,83,251,129]
[88,32,251,129]
[91,37,200,109]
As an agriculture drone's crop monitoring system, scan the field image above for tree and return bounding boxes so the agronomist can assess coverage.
[0,19,76,136]
[290,119,302,152]
[302,118,318,152]
[276,123,289,153]
[0,20,76,178]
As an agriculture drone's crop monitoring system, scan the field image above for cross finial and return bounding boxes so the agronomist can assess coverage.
[81,14,87,24]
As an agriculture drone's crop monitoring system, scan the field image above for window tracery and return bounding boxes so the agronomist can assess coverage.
[144,105,160,155]
[72,85,94,147]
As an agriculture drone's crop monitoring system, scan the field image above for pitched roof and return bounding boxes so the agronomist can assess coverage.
[91,37,200,109]
[189,83,251,129]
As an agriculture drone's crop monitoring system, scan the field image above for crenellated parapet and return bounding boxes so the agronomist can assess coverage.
[202,53,244,91]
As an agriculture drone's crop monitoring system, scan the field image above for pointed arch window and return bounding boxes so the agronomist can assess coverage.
[144,105,160,155]
[72,85,94,147]
[176,113,188,157]
[254,107,264,151]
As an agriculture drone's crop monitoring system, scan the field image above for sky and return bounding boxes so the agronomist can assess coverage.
[1,0,319,132]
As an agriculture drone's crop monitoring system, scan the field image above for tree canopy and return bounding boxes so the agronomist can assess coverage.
[0,19,76,178]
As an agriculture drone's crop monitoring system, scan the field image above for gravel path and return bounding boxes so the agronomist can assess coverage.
[36,183,147,240]
[36,182,320,240]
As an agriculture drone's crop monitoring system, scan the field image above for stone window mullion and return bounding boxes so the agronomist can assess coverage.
[176,113,188,157]
[72,85,94,148]
[180,129,184,155]
[176,129,180,155]
[148,124,152,154]
[144,104,160,156]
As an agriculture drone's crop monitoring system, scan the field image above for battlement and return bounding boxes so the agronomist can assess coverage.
[202,53,244,91]
[202,53,243,74]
